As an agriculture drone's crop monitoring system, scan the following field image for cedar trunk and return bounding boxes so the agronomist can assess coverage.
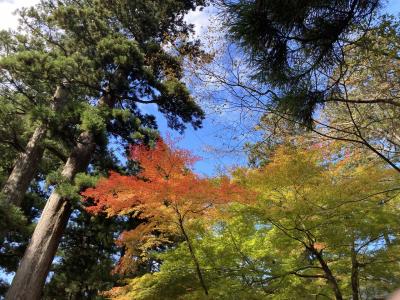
[5,131,96,300]
[1,85,68,206]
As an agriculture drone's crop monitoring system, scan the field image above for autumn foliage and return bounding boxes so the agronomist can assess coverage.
[82,138,247,274]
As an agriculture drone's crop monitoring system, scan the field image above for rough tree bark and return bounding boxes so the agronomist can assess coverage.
[5,131,96,300]
[1,85,69,206]
[6,93,113,300]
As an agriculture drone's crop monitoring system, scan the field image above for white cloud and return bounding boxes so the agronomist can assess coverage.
[185,6,215,38]
[0,0,39,30]
[0,1,213,33]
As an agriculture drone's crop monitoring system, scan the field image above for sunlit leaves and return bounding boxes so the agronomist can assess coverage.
[83,138,247,275]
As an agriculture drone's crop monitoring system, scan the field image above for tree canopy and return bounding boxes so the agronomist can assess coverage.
[100,138,400,299]
[1,0,400,299]
[221,0,382,124]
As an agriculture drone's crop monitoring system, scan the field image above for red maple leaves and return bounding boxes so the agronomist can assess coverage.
[83,138,242,217]
[82,138,247,273]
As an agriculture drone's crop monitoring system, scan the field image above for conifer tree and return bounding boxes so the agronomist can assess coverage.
[221,0,381,124]
[1,84,68,207]
[6,1,206,299]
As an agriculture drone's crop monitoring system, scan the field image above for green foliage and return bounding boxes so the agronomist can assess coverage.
[109,140,400,299]
[75,173,99,191]
[80,106,108,135]
[322,16,400,169]
[106,233,268,300]
[43,212,125,300]
[222,0,381,124]
[0,195,28,239]
[0,190,44,292]
[46,171,98,205]
[1,0,209,297]
[2,1,398,299]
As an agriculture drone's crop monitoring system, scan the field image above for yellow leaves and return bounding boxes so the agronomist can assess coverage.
[239,145,326,203]
[102,274,163,300]
[236,140,400,245]
[102,285,132,300]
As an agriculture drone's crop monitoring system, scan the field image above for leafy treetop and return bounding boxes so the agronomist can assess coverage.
[82,138,248,275]
[221,0,381,124]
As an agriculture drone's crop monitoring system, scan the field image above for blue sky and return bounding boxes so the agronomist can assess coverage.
[155,0,400,176]
[1,0,400,286]
[387,0,400,13]
[0,0,399,178]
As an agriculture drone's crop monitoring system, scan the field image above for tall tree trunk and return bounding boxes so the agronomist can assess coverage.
[351,243,360,300]
[6,91,114,300]
[1,85,68,207]
[5,131,96,300]
[313,249,343,300]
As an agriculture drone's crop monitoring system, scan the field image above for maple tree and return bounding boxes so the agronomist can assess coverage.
[104,138,400,300]
[320,17,400,172]
[190,13,400,175]
[1,1,400,299]
[82,138,246,297]
[232,141,400,300]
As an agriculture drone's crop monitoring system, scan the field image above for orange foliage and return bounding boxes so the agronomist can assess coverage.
[82,138,247,273]
[83,139,243,217]
[313,242,327,251]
